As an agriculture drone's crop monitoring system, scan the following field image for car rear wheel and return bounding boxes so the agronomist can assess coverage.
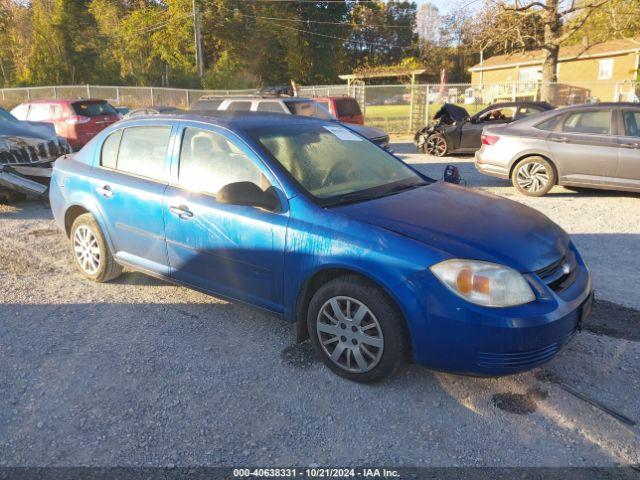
[70,213,122,282]
[425,133,448,157]
[512,157,556,196]
[307,275,409,383]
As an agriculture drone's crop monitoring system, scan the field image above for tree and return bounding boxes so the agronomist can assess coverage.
[495,0,611,102]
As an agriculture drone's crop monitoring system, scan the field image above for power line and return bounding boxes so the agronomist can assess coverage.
[221,6,416,28]
[266,19,415,48]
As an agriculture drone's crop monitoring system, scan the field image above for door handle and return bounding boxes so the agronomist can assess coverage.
[620,142,640,149]
[549,136,569,143]
[169,205,194,219]
[96,185,114,198]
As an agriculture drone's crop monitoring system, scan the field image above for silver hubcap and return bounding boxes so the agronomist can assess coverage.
[316,296,384,373]
[426,136,446,156]
[517,162,549,192]
[73,225,101,274]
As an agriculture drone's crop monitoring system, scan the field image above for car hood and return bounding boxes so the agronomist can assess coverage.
[434,104,469,123]
[0,120,57,141]
[333,182,569,272]
[347,123,388,140]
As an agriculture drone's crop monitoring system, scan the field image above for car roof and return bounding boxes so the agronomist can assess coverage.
[196,95,314,102]
[19,98,107,105]
[554,102,640,110]
[486,101,554,109]
[115,111,330,130]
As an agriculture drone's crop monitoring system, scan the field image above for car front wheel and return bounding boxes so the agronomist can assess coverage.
[425,133,448,157]
[307,275,409,383]
[512,156,556,196]
[70,213,122,282]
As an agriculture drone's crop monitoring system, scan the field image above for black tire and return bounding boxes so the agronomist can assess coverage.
[0,191,27,204]
[511,156,556,197]
[425,133,448,157]
[70,213,122,282]
[307,275,410,383]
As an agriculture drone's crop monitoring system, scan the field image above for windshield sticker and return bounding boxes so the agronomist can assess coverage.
[323,125,363,141]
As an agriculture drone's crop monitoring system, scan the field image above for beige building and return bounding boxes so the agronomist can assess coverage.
[469,39,640,103]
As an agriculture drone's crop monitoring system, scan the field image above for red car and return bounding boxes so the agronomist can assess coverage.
[313,96,364,125]
[11,99,120,150]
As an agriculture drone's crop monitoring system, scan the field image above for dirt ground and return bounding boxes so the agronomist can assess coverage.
[0,145,639,467]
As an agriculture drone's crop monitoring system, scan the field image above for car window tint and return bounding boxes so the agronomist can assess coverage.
[535,116,560,131]
[256,102,286,113]
[227,101,252,111]
[178,127,266,196]
[517,106,542,118]
[72,101,117,117]
[562,110,611,135]
[116,126,171,180]
[480,107,515,122]
[285,101,333,120]
[622,110,640,137]
[101,130,123,169]
[191,99,222,111]
[335,99,362,117]
[51,105,63,119]
[27,104,52,121]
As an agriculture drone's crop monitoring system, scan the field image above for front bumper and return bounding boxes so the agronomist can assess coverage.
[474,150,510,179]
[397,245,592,376]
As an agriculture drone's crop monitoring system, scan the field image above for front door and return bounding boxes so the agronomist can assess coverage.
[547,108,619,184]
[89,124,174,275]
[164,124,288,313]
[460,106,516,150]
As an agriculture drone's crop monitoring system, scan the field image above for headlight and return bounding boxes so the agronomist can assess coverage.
[430,259,535,307]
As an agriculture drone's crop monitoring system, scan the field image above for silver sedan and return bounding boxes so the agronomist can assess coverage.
[475,102,640,196]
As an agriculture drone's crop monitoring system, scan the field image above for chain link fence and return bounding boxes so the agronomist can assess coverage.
[1,81,638,134]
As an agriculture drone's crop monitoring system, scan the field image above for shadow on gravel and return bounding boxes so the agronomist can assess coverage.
[492,387,549,415]
[583,299,640,342]
[0,199,52,220]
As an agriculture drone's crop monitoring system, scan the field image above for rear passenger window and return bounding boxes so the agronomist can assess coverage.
[622,110,640,137]
[562,110,611,135]
[227,101,252,111]
[27,104,53,121]
[101,130,122,169]
[256,102,285,113]
[535,116,560,131]
[116,126,172,180]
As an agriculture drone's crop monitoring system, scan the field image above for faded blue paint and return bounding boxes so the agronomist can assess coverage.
[50,113,592,376]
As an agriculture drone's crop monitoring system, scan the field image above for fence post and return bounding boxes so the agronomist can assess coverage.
[116,87,120,104]
[512,83,516,101]
[150,87,154,106]
[1,88,4,102]
[86,84,91,98]
[186,89,190,108]
[53,86,57,99]
[27,88,31,100]
[425,85,430,128]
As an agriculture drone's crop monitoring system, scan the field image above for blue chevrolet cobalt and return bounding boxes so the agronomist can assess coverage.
[50,113,593,382]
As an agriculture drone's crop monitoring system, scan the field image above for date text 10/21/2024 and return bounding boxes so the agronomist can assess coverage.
[233,468,401,478]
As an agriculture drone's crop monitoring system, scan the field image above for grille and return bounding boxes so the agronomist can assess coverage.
[536,251,578,292]
[0,140,61,165]
[477,327,576,369]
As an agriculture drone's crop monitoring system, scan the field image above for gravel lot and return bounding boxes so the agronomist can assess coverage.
[0,143,639,468]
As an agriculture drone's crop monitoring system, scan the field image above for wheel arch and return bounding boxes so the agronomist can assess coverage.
[64,204,90,237]
[509,152,559,183]
[294,266,409,345]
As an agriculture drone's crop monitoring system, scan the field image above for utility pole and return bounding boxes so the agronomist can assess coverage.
[193,0,204,78]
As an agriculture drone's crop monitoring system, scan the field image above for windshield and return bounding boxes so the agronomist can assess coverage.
[285,100,334,120]
[251,122,425,205]
[0,108,17,122]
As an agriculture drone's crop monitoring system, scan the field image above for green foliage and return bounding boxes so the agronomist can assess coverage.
[0,0,426,88]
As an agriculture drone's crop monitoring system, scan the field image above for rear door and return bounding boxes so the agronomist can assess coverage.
[89,123,175,275]
[547,108,618,184]
[616,108,640,189]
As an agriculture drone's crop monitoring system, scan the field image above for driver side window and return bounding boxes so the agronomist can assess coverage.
[178,128,267,196]
[480,107,515,123]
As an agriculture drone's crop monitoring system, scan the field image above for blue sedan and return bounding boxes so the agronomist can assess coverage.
[49,113,593,382]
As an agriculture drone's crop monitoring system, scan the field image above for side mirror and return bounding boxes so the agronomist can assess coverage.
[217,181,280,211]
